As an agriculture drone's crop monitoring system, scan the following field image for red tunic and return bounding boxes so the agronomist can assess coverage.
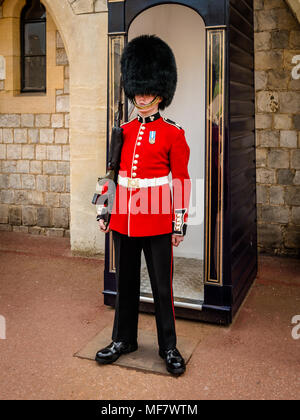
[109,113,191,237]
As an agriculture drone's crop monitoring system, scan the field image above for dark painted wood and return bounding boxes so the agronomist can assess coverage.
[228,0,257,315]
[108,1,125,33]
[125,0,227,31]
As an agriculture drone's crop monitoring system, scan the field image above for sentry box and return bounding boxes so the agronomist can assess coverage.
[102,0,257,325]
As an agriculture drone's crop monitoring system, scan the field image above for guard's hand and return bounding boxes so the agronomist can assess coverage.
[172,234,184,247]
[99,219,110,233]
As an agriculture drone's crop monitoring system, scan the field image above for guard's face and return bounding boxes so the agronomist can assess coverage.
[134,94,157,107]
[134,94,162,116]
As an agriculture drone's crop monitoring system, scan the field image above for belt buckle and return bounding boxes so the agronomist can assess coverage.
[128,177,139,188]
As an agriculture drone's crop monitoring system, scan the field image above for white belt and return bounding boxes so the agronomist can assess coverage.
[118,174,169,188]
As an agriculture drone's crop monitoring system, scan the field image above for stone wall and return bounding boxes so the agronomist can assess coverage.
[254,0,300,256]
[0,31,70,237]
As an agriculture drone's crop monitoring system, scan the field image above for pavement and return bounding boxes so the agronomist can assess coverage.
[0,231,299,400]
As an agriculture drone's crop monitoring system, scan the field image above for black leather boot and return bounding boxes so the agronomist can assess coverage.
[95,341,138,365]
[159,347,186,375]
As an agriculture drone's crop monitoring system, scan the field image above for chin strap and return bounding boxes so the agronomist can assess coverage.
[133,96,161,110]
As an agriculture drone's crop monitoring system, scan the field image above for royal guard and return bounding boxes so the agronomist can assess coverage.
[95,35,191,375]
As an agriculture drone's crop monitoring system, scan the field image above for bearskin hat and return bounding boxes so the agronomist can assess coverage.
[121,35,177,110]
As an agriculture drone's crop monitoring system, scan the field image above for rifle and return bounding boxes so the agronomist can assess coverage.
[92,76,124,227]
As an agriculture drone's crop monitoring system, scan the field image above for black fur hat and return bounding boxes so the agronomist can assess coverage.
[121,35,177,110]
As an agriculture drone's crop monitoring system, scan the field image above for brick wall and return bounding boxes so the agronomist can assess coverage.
[254,0,300,256]
[0,31,70,237]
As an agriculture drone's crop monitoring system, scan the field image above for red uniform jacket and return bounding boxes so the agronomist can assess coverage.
[109,112,191,237]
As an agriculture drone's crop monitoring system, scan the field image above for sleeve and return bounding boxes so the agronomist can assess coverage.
[169,129,191,236]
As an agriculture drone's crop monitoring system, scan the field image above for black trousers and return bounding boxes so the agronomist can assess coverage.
[111,230,177,351]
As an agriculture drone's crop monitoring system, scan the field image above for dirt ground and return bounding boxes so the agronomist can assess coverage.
[0,231,299,400]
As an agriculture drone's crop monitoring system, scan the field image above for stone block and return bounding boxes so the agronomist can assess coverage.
[254,71,268,91]
[22,145,35,159]
[261,205,289,223]
[256,91,279,113]
[14,190,29,205]
[280,130,297,149]
[12,226,29,233]
[279,92,300,113]
[257,223,282,247]
[47,145,62,160]
[254,31,271,51]
[35,114,50,127]
[277,169,295,185]
[0,129,2,143]
[60,193,70,208]
[62,145,70,161]
[56,95,69,113]
[22,206,37,226]
[271,29,289,49]
[28,129,39,144]
[284,226,300,249]
[0,174,9,188]
[0,190,14,204]
[0,224,12,231]
[256,9,277,32]
[46,228,64,237]
[95,0,107,12]
[0,204,9,223]
[264,0,285,10]
[40,129,54,144]
[36,175,48,192]
[16,160,29,174]
[257,168,276,184]
[51,114,64,128]
[290,30,300,48]
[268,149,289,168]
[291,150,300,169]
[276,8,299,31]
[255,50,283,71]
[56,49,68,66]
[21,174,35,190]
[9,174,21,189]
[50,176,64,192]
[37,207,50,227]
[72,0,94,14]
[291,207,300,224]
[268,68,289,89]
[256,130,279,147]
[269,186,284,204]
[43,161,57,174]
[36,145,47,160]
[2,129,13,143]
[57,161,70,175]
[294,171,300,185]
[14,129,27,143]
[255,114,272,129]
[274,114,293,130]
[65,114,70,128]
[285,186,300,206]
[0,114,20,127]
[2,161,17,173]
[8,206,21,225]
[21,114,34,128]
[7,144,21,159]
[256,184,269,204]
[30,161,42,174]
[28,191,43,205]
[45,193,60,207]
[0,144,6,159]
[55,129,68,144]
[52,207,69,228]
[256,148,267,167]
